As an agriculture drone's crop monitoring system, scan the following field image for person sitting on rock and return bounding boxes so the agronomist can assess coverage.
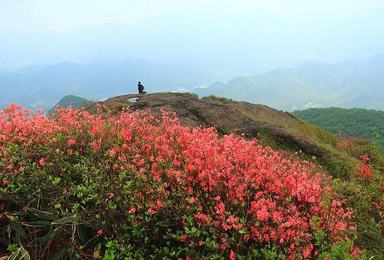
[138,81,147,94]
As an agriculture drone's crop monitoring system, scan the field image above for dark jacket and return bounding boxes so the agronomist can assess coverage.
[138,83,144,93]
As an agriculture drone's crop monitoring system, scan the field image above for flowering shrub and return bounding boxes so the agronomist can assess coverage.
[0,105,358,258]
[356,155,372,181]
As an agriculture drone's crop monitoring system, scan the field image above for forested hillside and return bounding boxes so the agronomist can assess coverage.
[295,107,384,151]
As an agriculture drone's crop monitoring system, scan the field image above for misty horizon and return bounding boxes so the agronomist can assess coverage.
[1,0,384,112]
[1,0,384,72]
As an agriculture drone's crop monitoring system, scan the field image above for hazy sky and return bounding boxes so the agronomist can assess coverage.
[1,0,384,71]
[2,0,384,32]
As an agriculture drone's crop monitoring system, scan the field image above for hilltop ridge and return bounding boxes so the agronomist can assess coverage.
[88,92,380,179]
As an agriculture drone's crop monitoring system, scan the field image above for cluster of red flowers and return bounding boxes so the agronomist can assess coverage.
[356,154,372,181]
[336,137,357,150]
[0,105,357,258]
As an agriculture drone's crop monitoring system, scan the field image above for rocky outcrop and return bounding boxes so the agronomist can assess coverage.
[87,93,336,159]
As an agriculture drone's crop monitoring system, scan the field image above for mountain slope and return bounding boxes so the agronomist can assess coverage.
[87,93,382,179]
[86,92,384,256]
[295,107,384,151]
[2,93,382,257]
[2,98,375,258]
[195,55,384,111]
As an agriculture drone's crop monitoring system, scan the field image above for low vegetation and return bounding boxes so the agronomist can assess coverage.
[98,94,384,256]
[1,104,374,259]
[202,95,234,104]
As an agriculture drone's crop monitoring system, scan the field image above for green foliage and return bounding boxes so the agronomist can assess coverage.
[295,107,384,152]
[50,95,94,113]
[184,92,199,99]
[7,245,31,260]
[332,173,384,259]
[203,95,234,104]
[317,144,358,180]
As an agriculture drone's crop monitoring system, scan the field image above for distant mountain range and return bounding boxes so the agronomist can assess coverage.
[0,59,216,111]
[1,54,384,112]
[195,54,384,111]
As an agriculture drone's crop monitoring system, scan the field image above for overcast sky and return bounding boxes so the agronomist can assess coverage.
[0,0,383,71]
[1,0,384,32]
